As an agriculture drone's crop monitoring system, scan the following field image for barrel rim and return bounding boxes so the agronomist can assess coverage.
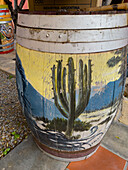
[18,12,128,30]
[18,9,128,15]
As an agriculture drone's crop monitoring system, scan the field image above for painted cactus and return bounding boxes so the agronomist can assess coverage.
[52,57,92,139]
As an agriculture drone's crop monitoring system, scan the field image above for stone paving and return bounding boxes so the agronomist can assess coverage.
[0,50,15,76]
[0,135,69,170]
[119,97,128,126]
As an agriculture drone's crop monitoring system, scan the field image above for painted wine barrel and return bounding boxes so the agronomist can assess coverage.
[0,5,14,54]
[16,11,128,161]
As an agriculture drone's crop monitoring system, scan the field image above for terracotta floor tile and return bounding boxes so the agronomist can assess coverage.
[67,146,126,170]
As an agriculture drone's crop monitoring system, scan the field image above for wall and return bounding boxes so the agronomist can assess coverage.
[10,0,28,9]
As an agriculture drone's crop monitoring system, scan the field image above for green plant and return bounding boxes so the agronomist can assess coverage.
[11,131,20,140]
[52,57,92,139]
[3,148,10,156]
[7,75,14,79]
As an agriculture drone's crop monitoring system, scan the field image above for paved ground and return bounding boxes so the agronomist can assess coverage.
[0,70,30,158]
[0,135,69,170]
[0,49,128,170]
[0,50,15,76]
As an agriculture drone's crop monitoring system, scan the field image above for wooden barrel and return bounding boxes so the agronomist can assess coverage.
[0,5,14,54]
[16,11,128,161]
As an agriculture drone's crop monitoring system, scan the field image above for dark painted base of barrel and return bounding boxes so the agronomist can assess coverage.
[33,136,100,162]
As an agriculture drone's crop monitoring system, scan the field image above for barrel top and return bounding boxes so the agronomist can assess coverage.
[17,11,128,54]
[18,11,128,29]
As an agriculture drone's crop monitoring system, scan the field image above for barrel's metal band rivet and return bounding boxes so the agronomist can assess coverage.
[46,34,49,38]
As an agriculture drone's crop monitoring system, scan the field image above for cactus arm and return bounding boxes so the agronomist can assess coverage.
[75,65,87,118]
[87,60,92,89]
[62,67,69,107]
[52,65,68,118]
[75,60,91,118]
[78,59,83,104]
[75,59,84,118]
[81,61,91,111]
[66,57,76,138]
[68,58,76,117]
[87,60,92,102]
[80,60,91,113]
[83,64,87,98]
[57,61,69,112]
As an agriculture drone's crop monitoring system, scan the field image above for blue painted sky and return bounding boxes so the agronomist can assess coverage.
[16,53,124,120]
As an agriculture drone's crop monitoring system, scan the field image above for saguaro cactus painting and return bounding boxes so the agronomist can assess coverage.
[52,57,92,139]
